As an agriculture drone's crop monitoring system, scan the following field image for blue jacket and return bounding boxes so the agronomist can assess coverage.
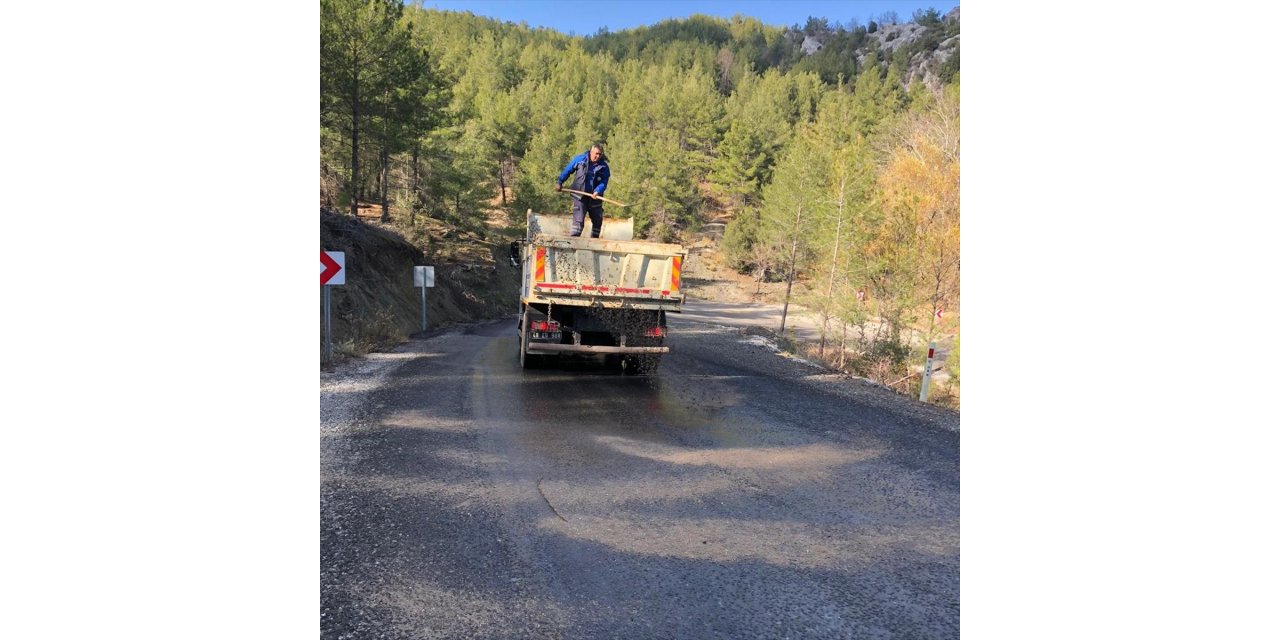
[557,150,610,199]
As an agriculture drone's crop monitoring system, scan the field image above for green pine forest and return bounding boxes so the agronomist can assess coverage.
[321,0,960,389]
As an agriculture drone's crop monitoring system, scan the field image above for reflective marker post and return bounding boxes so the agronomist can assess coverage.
[323,286,332,364]
[321,251,346,366]
[920,341,937,402]
[414,266,435,332]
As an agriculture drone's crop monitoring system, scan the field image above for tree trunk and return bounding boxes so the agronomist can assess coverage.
[927,293,939,340]
[410,144,419,226]
[926,245,950,342]
[498,158,507,206]
[380,146,390,223]
[349,97,360,217]
[821,179,846,357]
[779,202,803,335]
[839,322,848,369]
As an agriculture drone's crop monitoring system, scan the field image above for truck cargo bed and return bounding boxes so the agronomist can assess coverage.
[515,210,687,371]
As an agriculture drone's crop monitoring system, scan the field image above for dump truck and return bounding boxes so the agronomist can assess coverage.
[512,210,686,373]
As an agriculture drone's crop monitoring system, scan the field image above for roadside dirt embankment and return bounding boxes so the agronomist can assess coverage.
[320,210,520,359]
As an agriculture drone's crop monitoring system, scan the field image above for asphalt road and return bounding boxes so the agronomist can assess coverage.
[321,315,960,639]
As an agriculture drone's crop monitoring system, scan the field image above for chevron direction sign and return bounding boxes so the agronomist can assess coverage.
[322,251,345,286]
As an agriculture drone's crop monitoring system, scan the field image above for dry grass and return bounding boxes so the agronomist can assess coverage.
[332,306,406,360]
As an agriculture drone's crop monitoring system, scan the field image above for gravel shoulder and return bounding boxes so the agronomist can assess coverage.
[668,311,959,433]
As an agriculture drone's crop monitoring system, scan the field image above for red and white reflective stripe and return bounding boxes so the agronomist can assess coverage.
[535,283,675,298]
[670,256,682,292]
[534,248,546,282]
[920,341,937,402]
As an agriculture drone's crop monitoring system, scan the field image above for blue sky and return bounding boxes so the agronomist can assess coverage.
[417,1,960,36]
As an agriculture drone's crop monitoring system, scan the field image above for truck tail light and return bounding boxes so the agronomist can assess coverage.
[532,319,560,332]
[644,326,665,337]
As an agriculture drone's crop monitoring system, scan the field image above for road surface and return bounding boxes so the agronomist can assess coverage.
[321,314,959,639]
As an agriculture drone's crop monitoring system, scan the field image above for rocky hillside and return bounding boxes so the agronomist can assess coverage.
[581,6,960,89]
[794,6,959,87]
[862,7,960,86]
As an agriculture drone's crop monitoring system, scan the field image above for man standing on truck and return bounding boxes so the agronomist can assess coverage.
[554,143,611,238]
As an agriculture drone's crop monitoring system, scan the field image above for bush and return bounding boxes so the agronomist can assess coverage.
[868,337,911,364]
[947,338,960,384]
[939,48,959,85]
[338,306,406,356]
[720,212,760,272]
[912,8,943,27]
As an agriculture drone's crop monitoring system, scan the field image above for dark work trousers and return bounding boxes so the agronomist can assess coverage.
[571,196,604,238]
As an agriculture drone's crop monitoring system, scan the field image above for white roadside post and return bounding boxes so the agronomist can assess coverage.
[414,266,435,332]
[920,341,937,402]
[321,251,346,365]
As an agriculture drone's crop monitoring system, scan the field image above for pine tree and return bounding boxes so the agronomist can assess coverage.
[758,131,824,334]
[321,0,417,217]
[606,61,724,238]
[721,205,762,272]
[710,120,767,207]
[608,124,688,240]
[369,28,449,222]
[710,69,794,208]
[803,91,876,356]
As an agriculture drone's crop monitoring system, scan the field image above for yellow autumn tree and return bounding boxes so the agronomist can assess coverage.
[873,84,959,343]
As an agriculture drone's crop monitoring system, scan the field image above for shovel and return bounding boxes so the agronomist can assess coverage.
[559,187,630,207]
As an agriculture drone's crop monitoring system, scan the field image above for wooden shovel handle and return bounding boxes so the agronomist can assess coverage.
[560,187,629,207]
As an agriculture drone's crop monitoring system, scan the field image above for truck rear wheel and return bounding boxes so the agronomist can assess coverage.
[605,354,623,372]
[637,354,662,374]
[519,310,551,369]
[621,354,661,375]
[519,312,536,369]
